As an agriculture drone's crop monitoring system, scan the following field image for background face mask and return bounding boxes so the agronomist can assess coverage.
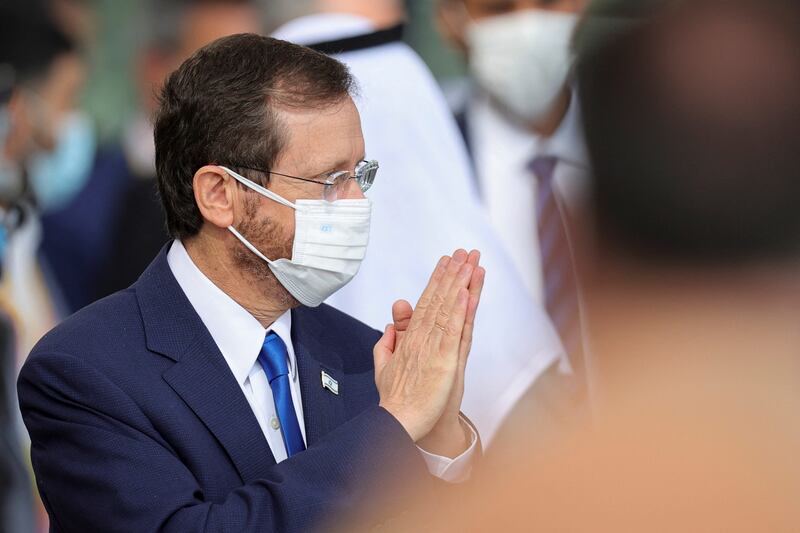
[27,111,96,213]
[221,166,372,307]
[467,10,578,123]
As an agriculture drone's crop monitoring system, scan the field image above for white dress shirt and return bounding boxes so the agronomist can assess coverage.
[469,89,591,303]
[167,240,475,481]
[273,14,563,447]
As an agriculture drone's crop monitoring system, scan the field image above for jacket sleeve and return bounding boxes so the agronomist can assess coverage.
[18,351,428,533]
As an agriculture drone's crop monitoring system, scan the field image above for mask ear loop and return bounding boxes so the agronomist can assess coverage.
[227,225,276,265]
[218,165,297,210]
[219,165,295,266]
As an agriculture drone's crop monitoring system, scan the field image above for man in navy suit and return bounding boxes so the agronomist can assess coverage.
[18,34,485,532]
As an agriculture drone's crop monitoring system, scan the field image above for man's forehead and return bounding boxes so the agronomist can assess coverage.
[277,98,361,141]
[274,97,364,172]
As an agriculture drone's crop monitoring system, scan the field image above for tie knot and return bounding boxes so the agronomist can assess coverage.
[258,331,289,383]
[529,155,558,182]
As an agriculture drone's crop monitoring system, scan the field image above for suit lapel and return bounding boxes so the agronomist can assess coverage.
[136,245,275,483]
[292,309,348,446]
[162,332,276,483]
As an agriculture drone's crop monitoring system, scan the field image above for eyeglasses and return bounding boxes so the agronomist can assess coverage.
[226,160,379,202]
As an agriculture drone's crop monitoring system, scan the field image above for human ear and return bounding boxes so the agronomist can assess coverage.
[193,165,236,229]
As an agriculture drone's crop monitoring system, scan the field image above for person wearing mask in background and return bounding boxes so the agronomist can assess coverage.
[0,1,86,530]
[19,34,485,532]
[437,0,591,385]
[0,0,89,397]
[0,0,91,355]
[40,0,264,313]
[96,0,268,301]
[269,0,564,446]
[28,0,101,316]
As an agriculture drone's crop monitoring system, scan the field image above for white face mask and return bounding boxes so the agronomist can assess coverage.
[220,166,372,307]
[467,10,578,123]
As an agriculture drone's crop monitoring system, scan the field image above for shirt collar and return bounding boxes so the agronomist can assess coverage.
[470,85,590,170]
[538,87,590,170]
[166,239,294,386]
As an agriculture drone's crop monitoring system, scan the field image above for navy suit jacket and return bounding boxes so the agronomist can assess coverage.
[18,246,429,532]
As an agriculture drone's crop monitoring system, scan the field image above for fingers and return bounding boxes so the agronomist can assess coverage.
[429,261,474,350]
[452,250,483,364]
[458,265,485,367]
[466,249,481,268]
[417,250,469,335]
[373,324,396,374]
[406,255,451,333]
[439,287,470,358]
[465,263,486,333]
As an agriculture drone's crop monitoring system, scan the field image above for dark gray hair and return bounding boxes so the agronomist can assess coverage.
[154,33,356,239]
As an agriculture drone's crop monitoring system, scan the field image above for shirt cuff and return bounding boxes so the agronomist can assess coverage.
[416,417,479,484]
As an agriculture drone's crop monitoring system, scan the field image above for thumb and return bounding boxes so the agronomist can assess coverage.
[392,299,414,334]
[373,324,396,374]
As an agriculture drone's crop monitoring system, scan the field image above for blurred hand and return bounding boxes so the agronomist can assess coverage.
[373,249,485,456]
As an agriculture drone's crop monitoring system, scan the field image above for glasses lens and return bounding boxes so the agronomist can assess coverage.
[355,160,378,192]
[324,171,349,202]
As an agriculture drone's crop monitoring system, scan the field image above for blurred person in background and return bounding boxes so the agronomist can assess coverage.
[437,0,589,294]
[96,0,266,300]
[437,0,592,384]
[41,0,265,313]
[1,0,91,354]
[268,0,565,446]
[31,0,104,317]
[389,0,800,530]
[0,1,86,531]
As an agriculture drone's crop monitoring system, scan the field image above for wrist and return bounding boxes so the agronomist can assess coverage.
[379,401,427,442]
[417,417,469,459]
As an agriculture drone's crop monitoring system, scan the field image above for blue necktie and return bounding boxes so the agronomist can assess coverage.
[258,332,306,457]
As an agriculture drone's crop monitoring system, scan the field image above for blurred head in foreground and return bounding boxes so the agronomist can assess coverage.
[368,1,800,530]
[575,0,800,393]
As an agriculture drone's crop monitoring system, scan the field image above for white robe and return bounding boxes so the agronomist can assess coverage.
[273,14,563,445]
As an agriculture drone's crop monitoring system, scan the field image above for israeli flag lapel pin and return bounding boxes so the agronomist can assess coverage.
[321,370,339,395]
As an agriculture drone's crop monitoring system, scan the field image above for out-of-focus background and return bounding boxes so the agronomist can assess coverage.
[85,0,466,141]
[5,0,800,531]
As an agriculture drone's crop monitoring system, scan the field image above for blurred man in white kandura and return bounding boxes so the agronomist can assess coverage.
[267,0,563,445]
[438,0,591,385]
